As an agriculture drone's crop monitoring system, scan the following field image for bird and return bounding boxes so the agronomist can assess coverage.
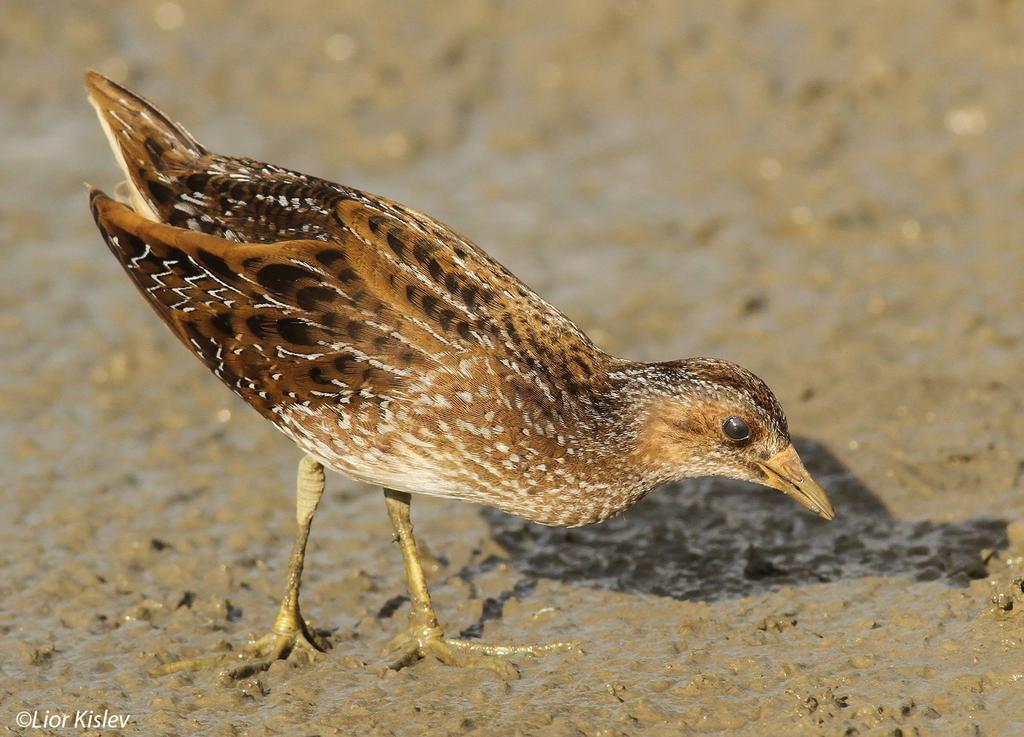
[84,70,835,679]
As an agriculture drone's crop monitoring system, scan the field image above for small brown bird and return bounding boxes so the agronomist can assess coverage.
[85,71,834,678]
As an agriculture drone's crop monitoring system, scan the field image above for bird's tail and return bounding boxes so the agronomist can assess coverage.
[85,70,206,221]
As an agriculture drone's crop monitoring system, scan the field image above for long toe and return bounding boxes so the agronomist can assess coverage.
[149,623,331,679]
[423,638,520,680]
[384,627,577,679]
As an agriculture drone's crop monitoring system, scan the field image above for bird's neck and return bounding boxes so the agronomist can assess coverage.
[545,359,683,524]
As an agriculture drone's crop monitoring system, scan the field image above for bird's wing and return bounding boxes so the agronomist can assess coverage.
[90,191,604,422]
[90,190,449,417]
[86,70,606,400]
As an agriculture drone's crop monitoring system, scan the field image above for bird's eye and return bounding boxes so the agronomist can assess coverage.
[722,416,751,442]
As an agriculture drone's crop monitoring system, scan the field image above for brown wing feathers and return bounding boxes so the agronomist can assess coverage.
[86,70,607,414]
[338,197,607,394]
[89,191,441,416]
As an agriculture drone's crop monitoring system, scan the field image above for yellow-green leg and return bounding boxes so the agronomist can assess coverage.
[381,488,576,678]
[151,455,330,677]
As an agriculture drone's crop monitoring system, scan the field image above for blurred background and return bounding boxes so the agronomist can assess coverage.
[2,2,1023,735]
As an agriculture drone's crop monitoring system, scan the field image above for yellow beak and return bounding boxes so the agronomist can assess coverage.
[757,444,835,520]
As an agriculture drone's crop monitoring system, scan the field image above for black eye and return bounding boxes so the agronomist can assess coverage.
[722,416,751,441]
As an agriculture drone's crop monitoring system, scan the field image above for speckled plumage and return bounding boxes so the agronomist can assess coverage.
[86,72,831,529]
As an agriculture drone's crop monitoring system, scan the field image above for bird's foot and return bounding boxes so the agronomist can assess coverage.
[150,616,330,679]
[383,616,576,679]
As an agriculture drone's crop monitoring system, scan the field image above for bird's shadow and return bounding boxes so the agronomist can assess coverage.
[475,437,1007,602]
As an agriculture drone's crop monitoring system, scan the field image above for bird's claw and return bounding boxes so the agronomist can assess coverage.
[149,618,330,679]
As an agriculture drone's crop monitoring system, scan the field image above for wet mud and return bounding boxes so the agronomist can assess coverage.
[2,1,1024,736]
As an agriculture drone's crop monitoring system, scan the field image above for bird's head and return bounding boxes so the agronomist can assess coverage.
[634,357,835,520]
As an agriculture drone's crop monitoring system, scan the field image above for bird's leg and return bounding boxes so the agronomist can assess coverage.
[381,488,576,678]
[227,455,332,670]
[151,455,330,678]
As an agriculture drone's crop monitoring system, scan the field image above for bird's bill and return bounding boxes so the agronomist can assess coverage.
[757,444,835,520]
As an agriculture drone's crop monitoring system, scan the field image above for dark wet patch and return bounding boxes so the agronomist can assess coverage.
[458,579,537,640]
[376,594,408,619]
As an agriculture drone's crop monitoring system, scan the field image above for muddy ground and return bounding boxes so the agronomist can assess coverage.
[2,1,1024,735]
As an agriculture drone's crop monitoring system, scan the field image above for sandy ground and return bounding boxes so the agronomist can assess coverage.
[2,1,1024,735]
